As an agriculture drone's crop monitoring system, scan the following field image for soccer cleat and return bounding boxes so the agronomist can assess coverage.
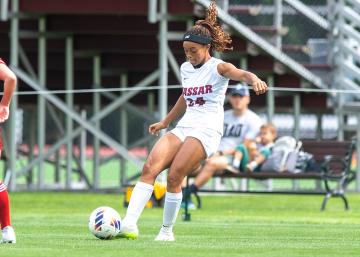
[154,228,175,241]
[117,223,139,240]
[1,226,16,244]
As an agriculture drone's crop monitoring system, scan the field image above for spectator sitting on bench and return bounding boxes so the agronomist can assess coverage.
[182,84,262,208]
[232,123,277,172]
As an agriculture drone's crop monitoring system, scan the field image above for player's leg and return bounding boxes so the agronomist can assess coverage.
[193,155,229,189]
[0,182,16,244]
[155,137,206,241]
[0,132,15,244]
[180,164,203,210]
[119,132,182,239]
[182,155,228,209]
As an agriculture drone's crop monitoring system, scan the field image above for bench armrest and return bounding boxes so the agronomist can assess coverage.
[321,155,347,180]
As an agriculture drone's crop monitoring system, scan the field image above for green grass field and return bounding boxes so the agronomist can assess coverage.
[1,192,360,257]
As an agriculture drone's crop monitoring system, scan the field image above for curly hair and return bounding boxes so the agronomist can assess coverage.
[186,0,232,52]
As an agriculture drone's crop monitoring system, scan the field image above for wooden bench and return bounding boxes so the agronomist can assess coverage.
[183,140,356,221]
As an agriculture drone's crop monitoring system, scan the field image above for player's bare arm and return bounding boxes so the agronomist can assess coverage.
[149,95,187,135]
[0,64,17,123]
[217,62,267,95]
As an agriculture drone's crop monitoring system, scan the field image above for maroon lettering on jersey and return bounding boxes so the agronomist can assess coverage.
[183,85,213,96]
[205,85,213,94]
[188,87,193,95]
[182,88,187,96]
[198,86,205,95]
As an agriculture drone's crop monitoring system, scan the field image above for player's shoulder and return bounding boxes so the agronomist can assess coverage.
[211,57,225,64]
[180,62,194,78]
[180,61,193,71]
[212,58,230,79]
[211,57,227,69]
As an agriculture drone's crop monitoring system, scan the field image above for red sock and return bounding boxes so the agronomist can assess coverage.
[0,183,11,229]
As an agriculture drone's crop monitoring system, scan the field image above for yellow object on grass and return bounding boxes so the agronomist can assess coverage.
[124,186,153,208]
[124,182,166,208]
[153,182,166,200]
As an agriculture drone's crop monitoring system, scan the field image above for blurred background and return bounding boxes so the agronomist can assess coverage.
[0,0,359,193]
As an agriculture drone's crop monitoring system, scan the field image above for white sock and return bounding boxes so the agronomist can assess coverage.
[232,158,241,168]
[161,191,182,233]
[123,181,154,226]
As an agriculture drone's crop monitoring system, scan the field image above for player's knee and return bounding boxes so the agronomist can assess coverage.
[167,173,182,190]
[140,159,157,181]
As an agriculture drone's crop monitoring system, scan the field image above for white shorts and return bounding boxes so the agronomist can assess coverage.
[170,126,222,157]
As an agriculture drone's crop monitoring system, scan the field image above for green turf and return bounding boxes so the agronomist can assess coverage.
[0,193,360,257]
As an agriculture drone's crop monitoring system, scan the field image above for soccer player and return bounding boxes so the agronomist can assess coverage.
[119,0,267,241]
[0,58,17,243]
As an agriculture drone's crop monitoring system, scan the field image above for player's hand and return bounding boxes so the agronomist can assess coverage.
[252,78,267,95]
[0,104,9,123]
[148,121,168,136]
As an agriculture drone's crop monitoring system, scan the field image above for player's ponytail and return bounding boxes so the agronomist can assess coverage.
[183,0,232,52]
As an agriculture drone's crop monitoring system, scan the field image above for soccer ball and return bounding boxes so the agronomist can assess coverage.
[88,206,121,240]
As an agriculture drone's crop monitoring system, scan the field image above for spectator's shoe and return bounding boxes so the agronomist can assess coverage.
[245,162,258,172]
[226,165,240,174]
[154,228,175,241]
[1,226,16,244]
[117,223,138,240]
[245,165,254,172]
[180,200,196,210]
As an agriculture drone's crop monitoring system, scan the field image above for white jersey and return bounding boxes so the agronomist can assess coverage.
[177,57,230,133]
[218,109,262,151]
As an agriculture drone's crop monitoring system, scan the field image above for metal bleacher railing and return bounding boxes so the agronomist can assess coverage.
[194,0,360,192]
[0,0,359,193]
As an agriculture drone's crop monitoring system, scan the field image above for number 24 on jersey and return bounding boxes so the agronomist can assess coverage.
[186,97,206,107]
